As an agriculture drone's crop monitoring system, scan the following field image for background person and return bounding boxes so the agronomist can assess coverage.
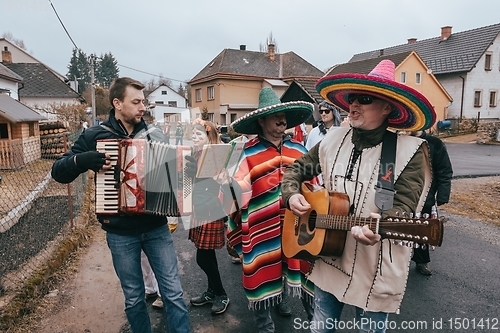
[175,121,184,145]
[184,119,230,315]
[410,130,453,275]
[51,77,190,333]
[305,100,341,150]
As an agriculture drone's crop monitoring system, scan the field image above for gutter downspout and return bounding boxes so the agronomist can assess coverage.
[459,76,465,123]
[17,82,25,101]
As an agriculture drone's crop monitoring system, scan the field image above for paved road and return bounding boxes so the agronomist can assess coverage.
[120,142,500,333]
[445,142,500,177]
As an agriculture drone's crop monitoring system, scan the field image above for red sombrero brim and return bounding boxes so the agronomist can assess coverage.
[315,73,436,131]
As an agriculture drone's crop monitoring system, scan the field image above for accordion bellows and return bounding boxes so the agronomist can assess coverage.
[96,139,192,216]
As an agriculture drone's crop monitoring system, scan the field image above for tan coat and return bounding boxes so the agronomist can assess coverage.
[309,127,431,313]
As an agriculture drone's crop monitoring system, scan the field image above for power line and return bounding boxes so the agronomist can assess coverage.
[48,0,187,85]
[117,63,188,84]
[48,0,78,51]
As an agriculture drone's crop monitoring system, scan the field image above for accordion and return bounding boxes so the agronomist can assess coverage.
[96,139,192,216]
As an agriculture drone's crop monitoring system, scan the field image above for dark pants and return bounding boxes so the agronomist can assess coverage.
[176,137,183,145]
[196,249,226,296]
[412,205,432,264]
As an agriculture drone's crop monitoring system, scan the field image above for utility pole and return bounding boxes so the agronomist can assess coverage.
[90,55,97,125]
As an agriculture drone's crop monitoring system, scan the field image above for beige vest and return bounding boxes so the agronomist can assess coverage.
[310,127,431,313]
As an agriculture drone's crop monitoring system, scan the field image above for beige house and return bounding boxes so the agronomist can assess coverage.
[326,51,452,131]
[188,44,324,125]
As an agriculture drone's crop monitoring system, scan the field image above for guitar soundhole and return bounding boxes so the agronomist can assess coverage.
[308,211,317,231]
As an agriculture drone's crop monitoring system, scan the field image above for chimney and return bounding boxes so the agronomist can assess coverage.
[441,26,452,41]
[268,43,275,61]
[240,44,246,51]
[379,49,384,56]
[407,38,417,44]
[2,46,12,64]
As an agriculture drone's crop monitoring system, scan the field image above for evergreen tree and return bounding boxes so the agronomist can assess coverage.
[67,48,80,92]
[96,52,119,88]
[67,48,90,93]
[78,50,91,92]
[177,83,185,99]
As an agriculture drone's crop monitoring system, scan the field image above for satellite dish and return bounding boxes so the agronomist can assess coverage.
[427,69,433,74]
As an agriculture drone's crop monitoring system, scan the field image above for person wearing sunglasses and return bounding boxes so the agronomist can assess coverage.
[305,100,342,150]
[282,60,436,333]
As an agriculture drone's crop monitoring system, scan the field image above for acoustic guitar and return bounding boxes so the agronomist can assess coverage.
[282,183,444,260]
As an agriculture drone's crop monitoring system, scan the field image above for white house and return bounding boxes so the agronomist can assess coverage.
[0,62,23,100]
[349,24,500,122]
[146,84,190,123]
[1,40,83,119]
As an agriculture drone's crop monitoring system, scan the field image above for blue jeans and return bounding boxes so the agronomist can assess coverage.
[311,286,388,333]
[106,225,190,333]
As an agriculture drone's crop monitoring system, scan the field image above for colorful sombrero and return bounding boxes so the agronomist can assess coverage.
[315,60,436,131]
[231,87,313,134]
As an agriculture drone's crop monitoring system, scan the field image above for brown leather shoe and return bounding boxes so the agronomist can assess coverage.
[416,263,432,276]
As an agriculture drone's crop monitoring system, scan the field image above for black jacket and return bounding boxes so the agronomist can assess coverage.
[421,132,453,209]
[51,110,169,235]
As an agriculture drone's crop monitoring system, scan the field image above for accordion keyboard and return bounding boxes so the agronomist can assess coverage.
[96,140,120,214]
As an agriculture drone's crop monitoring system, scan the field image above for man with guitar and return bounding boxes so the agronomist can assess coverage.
[281,60,436,333]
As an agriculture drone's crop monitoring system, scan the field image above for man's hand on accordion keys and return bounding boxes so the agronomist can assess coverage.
[184,155,198,178]
[75,151,112,172]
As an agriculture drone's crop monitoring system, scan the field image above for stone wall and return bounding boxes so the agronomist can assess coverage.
[477,121,500,144]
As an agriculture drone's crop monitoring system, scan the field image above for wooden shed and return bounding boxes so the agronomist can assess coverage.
[0,94,46,169]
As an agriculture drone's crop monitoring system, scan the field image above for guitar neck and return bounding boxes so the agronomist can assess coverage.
[315,214,379,233]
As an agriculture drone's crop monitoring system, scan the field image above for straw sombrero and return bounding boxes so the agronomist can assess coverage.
[231,87,313,134]
[315,60,436,131]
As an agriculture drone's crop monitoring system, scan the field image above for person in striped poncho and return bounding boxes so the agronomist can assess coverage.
[226,88,314,332]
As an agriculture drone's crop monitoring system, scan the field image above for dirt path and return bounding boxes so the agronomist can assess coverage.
[35,228,126,333]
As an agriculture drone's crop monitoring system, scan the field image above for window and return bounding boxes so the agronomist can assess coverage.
[230,113,237,123]
[195,88,202,102]
[400,72,406,83]
[474,91,482,107]
[168,101,177,107]
[415,72,421,84]
[155,101,164,104]
[0,123,8,138]
[489,91,498,107]
[29,123,35,137]
[207,86,215,100]
[485,53,492,71]
[161,90,167,95]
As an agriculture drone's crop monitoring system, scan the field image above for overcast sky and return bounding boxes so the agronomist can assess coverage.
[1,0,499,86]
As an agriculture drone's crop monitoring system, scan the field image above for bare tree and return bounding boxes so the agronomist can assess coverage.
[35,102,88,130]
[259,32,279,53]
[2,32,27,50]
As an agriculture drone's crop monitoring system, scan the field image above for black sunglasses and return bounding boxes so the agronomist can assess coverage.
[347,94,379,105]
[318,109,331,114]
